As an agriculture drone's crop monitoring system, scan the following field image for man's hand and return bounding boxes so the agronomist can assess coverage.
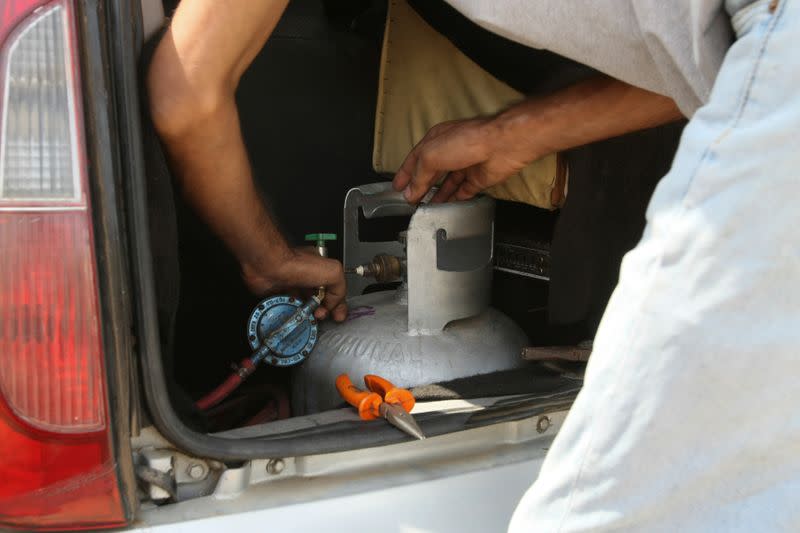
[393,76,684,204]
[392,118,534,204]
[241,248,347,322]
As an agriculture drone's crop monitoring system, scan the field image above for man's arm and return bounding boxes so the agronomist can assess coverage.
[393,76,684,204]
[148,0,347,321]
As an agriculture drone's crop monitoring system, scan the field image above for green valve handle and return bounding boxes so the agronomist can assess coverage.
[305,233,337,244]
[305,233,337,258]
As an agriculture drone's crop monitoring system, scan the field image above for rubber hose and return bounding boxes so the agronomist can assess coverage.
[195,357,256,411]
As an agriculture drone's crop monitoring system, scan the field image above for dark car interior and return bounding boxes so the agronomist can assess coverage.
[144,0,685,433]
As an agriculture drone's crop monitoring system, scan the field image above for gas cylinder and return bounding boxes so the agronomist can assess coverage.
[292,183,528,415]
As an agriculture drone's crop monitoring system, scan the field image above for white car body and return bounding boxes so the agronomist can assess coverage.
[130,401,567,532]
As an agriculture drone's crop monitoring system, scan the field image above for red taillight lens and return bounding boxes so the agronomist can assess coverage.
[0,212,105,432]
[0,1,126,530]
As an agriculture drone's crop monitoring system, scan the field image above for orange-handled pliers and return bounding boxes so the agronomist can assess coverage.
[335,373,426,440]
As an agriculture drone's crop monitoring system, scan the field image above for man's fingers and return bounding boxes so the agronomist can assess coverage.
[392,153,416,192]
[321,283,345,313]
[315,273,347,322]
[454,179,482,201]
[392,123,447,192]
[273,253,347,321]
[319,260,347,320]
[432,170,465,203]
[331,302,348,322]
[312,269,346,322]
[402,150,439,203]
[393,121,468,201]
[405,145,459,203]
[405,120,494,204]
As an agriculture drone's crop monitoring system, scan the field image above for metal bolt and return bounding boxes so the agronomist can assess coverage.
[266,458,285,475]
[536,416,551,434]
[187,463,208,480]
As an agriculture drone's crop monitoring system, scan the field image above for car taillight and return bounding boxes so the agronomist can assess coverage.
[0,1,126,530]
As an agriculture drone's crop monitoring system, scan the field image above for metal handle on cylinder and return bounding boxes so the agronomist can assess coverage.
[343,183,414,297]
[406,197,494,334]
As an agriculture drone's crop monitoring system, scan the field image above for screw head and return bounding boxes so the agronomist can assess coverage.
[187,463,207,480]
[536,416,551,434]
[266,458,285,475]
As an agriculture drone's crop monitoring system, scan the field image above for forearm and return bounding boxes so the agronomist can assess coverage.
[158,98,290,274]
[395,75,685,203]
[156,98,346,317]
[492,76,684,163]
[148,0,291,274]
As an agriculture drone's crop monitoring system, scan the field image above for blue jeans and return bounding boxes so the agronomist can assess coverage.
[510,0,800,531]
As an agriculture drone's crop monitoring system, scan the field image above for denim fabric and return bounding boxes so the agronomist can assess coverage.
[509,0,800,531]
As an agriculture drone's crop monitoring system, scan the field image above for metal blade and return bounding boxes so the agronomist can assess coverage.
[381,403,426,440]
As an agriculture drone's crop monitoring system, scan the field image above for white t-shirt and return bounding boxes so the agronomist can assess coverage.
[444,0,755,116]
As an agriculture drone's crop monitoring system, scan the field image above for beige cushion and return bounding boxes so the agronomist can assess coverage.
[373,0,566,209]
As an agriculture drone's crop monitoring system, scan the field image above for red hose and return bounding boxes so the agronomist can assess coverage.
[195,357,257,411]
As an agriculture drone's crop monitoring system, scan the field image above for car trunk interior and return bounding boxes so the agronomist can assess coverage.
[131,0,686,460]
